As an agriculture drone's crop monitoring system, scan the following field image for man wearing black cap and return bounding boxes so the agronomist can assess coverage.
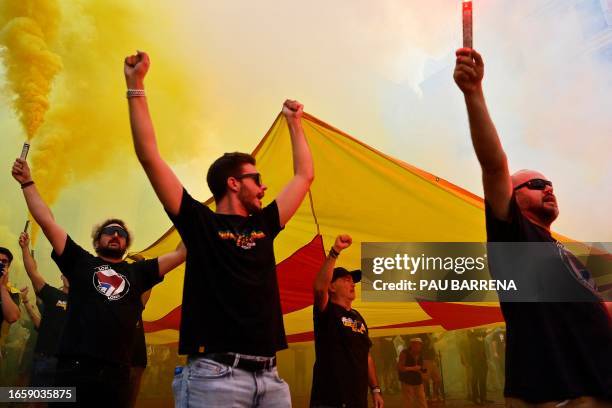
[311,234,384,408]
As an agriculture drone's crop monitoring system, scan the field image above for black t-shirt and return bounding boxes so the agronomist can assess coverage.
[131,317,147,368]
[311,302,372,408]
[168,189,285,357]
[399,352,424,385]
[34,284,68,355]
[485,197,612,402]
[51,236,161,365]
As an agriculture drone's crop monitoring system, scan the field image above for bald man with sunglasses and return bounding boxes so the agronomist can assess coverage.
[454,49,611,406]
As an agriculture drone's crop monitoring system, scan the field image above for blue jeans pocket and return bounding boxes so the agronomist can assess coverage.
[189,358,232,380]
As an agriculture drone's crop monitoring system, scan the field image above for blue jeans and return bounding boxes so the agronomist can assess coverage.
[172,356,291,408]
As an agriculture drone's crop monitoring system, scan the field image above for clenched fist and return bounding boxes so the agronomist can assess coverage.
[453,48,484,96]
[124,51,151,88]
[332,234,352,253]
[12,158,32,185]
[282,99,304,122]
[19,232,30,249]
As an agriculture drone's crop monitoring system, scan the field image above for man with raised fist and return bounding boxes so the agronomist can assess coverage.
[124,50,314,406]
[311,234,384,408]
[454,48,611,406]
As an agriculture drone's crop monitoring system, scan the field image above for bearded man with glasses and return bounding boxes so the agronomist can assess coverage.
[11,159,186,407]
[454,48,611,407]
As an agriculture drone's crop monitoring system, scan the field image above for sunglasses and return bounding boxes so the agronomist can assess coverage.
[236,172,262,187]
[513,178,553,191]
[101,226,129,239]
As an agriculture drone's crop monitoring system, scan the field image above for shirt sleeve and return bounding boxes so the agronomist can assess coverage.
[50,236,91,280]
[313,302,330,327]
[134,258,162,293]
[262,201,283,239]
[484,194,523,242]
[166,189,211,243]
[36,284,55,304]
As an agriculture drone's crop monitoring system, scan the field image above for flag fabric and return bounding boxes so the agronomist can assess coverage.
[133,112,504,345]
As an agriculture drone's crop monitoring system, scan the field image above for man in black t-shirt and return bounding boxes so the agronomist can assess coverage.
[19,231,69,387]
[454,48,611,405]
[311,234,384,408]
[124,51,314,406]
[11,159,186,408]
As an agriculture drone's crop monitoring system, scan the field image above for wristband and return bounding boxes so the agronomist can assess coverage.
[329,247,340,259]
[21,181,34,189]
[127,89,146,98]
[371,386,382,394]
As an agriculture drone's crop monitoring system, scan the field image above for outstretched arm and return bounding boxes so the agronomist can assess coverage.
[454,48,512,221]
[125,51,184,216]
[20,287,41,329]
[12,159,67,255]
[275,100,314,226]
[157,241,186,277]
[19,232,46,292]
[313,235,352,311]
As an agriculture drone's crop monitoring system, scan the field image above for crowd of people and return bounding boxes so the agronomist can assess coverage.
[0,48,609,407]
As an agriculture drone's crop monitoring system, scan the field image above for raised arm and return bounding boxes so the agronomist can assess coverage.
[12,159,67,255]
[19,232,46,292]
[454,48,512,221]
[124,51,184,216]
[368,352,384,408]
[20,287,41,329]
[157,240,186,277]
[313,235,352,311]
[275,100,315,226]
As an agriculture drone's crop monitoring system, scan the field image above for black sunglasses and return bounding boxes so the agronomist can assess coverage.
[236,172,262,187]
[101,225,129,239]
[514,178,552,191]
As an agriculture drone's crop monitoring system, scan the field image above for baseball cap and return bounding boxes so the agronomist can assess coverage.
[331,267,362,283]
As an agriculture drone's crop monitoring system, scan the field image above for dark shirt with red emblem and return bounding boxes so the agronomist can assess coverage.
[51,236,160,365]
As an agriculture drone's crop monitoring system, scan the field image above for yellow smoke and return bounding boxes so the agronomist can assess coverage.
[0,0,62,139]
[2,1,207,242]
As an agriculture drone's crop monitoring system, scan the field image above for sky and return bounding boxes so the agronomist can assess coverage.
[1,0,611,289]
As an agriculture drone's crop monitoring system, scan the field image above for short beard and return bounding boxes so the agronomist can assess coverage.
[238,188,262,214]
[534,206,559,225]
[96,246,126,260]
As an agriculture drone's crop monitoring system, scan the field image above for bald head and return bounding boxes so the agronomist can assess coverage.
[511,169,549,188]
[512,169,559,227]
